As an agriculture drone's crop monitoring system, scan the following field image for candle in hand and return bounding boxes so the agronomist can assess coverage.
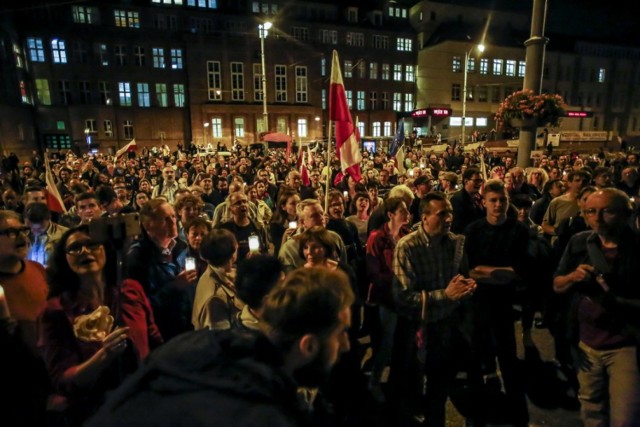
[0,285,11,319]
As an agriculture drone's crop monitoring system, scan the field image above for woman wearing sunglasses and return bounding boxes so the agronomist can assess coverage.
[38,225,163,427]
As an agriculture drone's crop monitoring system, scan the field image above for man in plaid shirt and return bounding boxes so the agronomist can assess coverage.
[391,191,484,427]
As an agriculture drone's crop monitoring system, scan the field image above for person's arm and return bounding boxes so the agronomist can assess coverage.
[541,201,556,236]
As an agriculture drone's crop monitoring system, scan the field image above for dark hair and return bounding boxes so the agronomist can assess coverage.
[174,194,204,213]
[95,185,117,206]
[511,194,534,209]
[270,189,299,225]
[184,216,211,235]
[23,185,44,195]
[298,226,336,260]
[384,197,406,217]
[591,166,612,179]
[483,179,506,195]
[419,191,449,215]
[365,180,379,190]
[543,178,562,194]
[567,169,592,183]
[262,267,354,352]
[235,255,283,309]
[462,167,481,183]
[199,229,237,267]
[47,225,116,298]
[349,191,370,215]
[24,202,51,223]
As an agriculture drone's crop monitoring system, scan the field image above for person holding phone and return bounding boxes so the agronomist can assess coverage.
[218,192,268,263]
[269,189,300,256]
[39,225,163,426]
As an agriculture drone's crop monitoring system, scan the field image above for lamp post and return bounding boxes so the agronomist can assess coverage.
[461,44,485,145]
[203,121,210,147]
[258,22,272,132]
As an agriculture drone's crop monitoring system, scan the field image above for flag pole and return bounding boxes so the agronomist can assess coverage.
[324,121,333,214]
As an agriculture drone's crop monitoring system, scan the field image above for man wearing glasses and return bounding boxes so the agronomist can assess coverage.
[554,188,640,427]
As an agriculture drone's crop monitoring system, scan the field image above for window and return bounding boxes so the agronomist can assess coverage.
[51,39,67,63]
[347,7,358,23]
[393,64,402,81]
[382,92,389,109]
[137,83,150,107]
[58,80,71,105]
[123,120,134,140]
[292,27,309,41]
[104,120,113,136]
[357,91,365,110]
[207,61,222,100]
[115,45,126,66]
[45,135,71,150]
[357,121,365,137]
[153,48,165,68]
[85,119,97,133]
[187,0,218,9]
[383,121,391,136]
[275,65,286,102]
[78,81,91,104]
[358,61,365,78]
[297,118,307,138]
[35,79,51,105]
[492,59,503,76]
[231,62,245,101]
[372,122,381,137]
[156,83,168,107]
[505,60,516,77]
[393,93,402,111]
[134,46,145,66]
[256,117,266,134]
[322,89,327,110]
[480,58,488,75]
[72,6,96,24]
[382,63,390,80]
[296,66,308,103]
[369,62,378,79]
[27,38,45,62]
[170,48,183,69]
[404,93,413,111]
[234,117,245,137]
[253,64,263,101]
[346,91,353,109]
[598,68,606,83]
[346,32,364,47]
[490,86,501,103]
[518,61,526,77]
[452,56,462,73]
[212,117,222,138]
[99,81,111,104]
[98,43,109,66]
[118,82,132,106]
[405,65,415,82]
[277,117,287,133]
[320,57,326,77]
[373,35,389,49]
[114,10,140,28]
[477,86,488,103]
[396,38,412,51]
[20,80,31,104]
[344,60,353,78]
[467,57,476,73]
[451,84,461,101]
[319,29,338,45]
[73,42,89,64]
[369,91,377,110]
[174,84,185,107]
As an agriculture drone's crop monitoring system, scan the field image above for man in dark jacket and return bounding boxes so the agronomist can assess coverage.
[87,267,354,427]
[450,167,485,235]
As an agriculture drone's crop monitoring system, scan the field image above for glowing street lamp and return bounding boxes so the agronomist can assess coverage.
[461,43,485,145]
[258,21,272,131]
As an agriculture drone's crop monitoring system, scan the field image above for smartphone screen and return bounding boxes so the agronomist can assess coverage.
[289,221,297,229]
[185,257,196,272]
[248,235,260,251]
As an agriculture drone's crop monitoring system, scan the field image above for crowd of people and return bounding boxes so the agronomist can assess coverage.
[1,140,639,427]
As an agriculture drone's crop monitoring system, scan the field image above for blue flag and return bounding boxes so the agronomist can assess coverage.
[389,120,404,156]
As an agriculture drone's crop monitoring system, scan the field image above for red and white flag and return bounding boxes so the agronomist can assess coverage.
[44,156,67,214]
[297,148,310,186]
[329,50,362,182]
[115,138,137,159]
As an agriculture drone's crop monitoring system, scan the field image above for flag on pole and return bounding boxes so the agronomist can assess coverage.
[329,50,362,182]
[307,143,314,167]
[298,148,310,186]
[392,120,406,174]
[115,138,137,159]
[44,156,67,214]
[479,148,489,182]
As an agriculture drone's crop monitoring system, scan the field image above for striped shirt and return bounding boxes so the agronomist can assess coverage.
[392,224,467,322]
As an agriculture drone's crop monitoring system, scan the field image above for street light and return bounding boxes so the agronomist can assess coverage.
[461,43,485,145]
[258,21,272,132]
[203,121,210,147]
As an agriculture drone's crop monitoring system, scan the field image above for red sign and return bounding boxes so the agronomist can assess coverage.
[412,109,429,117]
[411,108,452,118]
[564,111,593,118]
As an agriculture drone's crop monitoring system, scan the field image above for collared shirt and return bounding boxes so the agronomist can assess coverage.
[393,225,467,322]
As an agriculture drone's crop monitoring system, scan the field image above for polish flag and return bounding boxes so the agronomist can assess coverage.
[329,50,362,182]
[44,156,67,214]
[297,148,310,186]
[115,138,137,159]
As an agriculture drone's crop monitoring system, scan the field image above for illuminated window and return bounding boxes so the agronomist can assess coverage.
[156,83,168,107]
[27,38,45,62]
[275,65,286,102]
[173,84,185,107]
[207,61,222,100]
[137,83,150,107]
[118,82,132,106]
[170,48,182,69]
[51,39,67,63]
[296,66,308,103]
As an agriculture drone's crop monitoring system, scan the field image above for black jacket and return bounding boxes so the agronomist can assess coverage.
[87,329,305,427]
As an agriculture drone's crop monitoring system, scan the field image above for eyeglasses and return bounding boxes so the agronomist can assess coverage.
[583,208,619,218]
[65,240,102,256]
[0,226,30,239]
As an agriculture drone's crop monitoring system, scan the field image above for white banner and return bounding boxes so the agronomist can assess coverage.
[560,131,609,142]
